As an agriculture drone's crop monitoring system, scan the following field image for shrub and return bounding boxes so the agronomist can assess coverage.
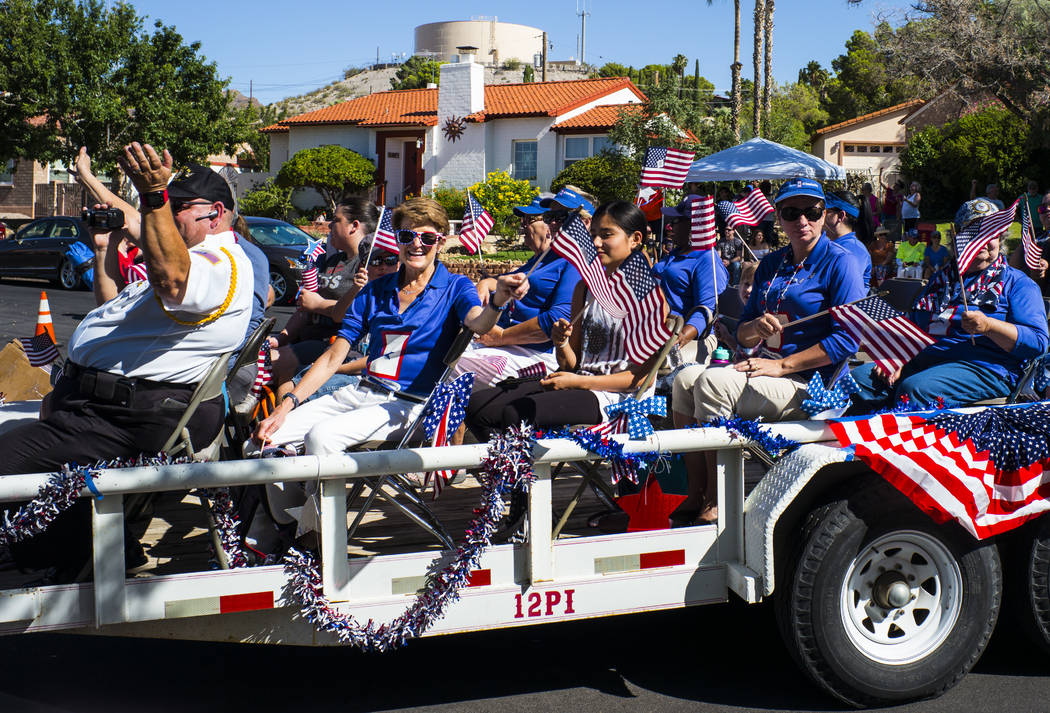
[427,184,467,224]
[275,145,375,213]
[468,171,539,238]
[551,151,641,206]
[238,178,294,219]
[503,58,522,71]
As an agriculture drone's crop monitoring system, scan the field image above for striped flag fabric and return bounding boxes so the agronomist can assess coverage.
[250,346,273,399]
[830,404,1050,540]
[955,198,1021,274]
[126,262,148,284]
[690,195,717,250]
[301,238,325,262]
[459,191,493,255]
[609,250,673,364]
[551,213,626,320]
[639,147,694,189]
[830,295,934,377]
[422,373,474,499]
[373,207,398,255]
[586,414,632,483]
[517,361,548,380]
[718,186,774,231]
[1021,199,1043,271]
[300,265,319,292]
[19,332,59,367]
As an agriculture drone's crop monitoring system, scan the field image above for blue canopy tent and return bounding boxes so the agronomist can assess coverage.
[685,137,846,182]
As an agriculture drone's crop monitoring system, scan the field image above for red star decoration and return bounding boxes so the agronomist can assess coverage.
[614,476,687,532]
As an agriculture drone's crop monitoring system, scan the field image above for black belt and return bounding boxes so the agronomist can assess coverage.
[359,376,427,404]
[63,361,195,406]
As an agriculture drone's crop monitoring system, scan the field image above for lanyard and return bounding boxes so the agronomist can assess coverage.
[761,250,807,316]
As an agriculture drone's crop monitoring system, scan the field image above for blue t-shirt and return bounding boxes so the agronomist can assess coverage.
[741,234,865,376]
[832,231,872,289]
[924,244,950,271]
[337,262,480,396]
[500,251,580,350]
[236,236,270,352]
[910,266,1048,386]
[653,248,727,334]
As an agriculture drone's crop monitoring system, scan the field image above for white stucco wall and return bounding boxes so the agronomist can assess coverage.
[268,133,289,170]
[287,125,373,162]
[430,60,487,190]
[813,108,910,177]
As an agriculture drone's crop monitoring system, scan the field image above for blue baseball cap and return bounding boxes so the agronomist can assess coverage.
[542,187,595,215]
[825,193,859,218]
[774,177,825,204]
[512,193,554,217]
[661,194,704,218]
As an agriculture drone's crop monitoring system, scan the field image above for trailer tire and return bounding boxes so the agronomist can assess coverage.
[775,475,1001,707]
[1011,515,1050,654]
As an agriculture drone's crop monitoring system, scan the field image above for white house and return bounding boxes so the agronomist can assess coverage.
[810,100,924,187]
[262,54,646,206]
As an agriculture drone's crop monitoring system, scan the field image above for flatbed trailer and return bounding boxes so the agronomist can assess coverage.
[0,419,1046,708]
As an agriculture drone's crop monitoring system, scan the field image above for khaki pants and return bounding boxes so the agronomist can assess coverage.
[670,334,718,417]
[691,367,810,423]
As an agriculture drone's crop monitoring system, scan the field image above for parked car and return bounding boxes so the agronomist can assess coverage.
[0,216,92,289]
[241,216,315,305]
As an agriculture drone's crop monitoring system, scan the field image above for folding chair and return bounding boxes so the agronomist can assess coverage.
[221,317,277,460]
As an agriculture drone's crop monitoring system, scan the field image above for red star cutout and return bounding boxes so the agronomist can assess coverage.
[615,477,687,532]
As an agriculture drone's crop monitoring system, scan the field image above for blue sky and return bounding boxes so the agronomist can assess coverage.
[120,0,912,105]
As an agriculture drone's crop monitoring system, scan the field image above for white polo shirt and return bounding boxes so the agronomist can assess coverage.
[69,231,253,384]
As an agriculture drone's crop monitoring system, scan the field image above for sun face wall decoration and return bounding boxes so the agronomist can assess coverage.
[442,115,466,142]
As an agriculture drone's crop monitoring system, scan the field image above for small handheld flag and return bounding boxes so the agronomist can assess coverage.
[551,213,626,320]
[639,147,694,189]
[690,195,716,251]
[459,191,494,255]
[955,198,1020,274]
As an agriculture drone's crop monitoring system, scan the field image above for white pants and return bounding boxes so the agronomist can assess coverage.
[453,343,558,387]
[691,367,810,423]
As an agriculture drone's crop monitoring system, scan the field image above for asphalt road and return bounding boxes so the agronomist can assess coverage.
[1,277,1049,712]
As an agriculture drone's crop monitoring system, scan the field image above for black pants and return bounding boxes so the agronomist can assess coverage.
[1,374,225,573]
[466,381,603,440]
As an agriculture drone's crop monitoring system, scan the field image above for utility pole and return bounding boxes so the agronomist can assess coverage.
[376,46,380,67]
[577,1,590,66]
[249,79,253,105]
[541,31,548,82]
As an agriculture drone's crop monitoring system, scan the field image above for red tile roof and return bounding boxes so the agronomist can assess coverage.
[268,78,646,131]
[813,99,925,136]
[260,122,288,134]
[551,103,640,131]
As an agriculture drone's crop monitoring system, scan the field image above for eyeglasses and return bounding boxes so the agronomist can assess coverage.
[778,206,825,222]
[1039,205,1050,215]
[521,215,545,226]
[172,199,212,213]
[395,229,443,246]
[543,211,569,224]
[369,254,400,267]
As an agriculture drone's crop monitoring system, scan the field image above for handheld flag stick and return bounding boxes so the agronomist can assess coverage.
[362,205,386,269]
[777,291,889,330]
[524,245,552,278]
[948,224,977,345]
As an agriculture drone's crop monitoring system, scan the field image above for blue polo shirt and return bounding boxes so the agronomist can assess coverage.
[924,243,950,271]
[500,251,580,350]
[909,266,1048,386]
[833,231,872,288]
[337,262,480,396]
[653,248,727,334]
[741,234,865,375]
[234,235,270,353]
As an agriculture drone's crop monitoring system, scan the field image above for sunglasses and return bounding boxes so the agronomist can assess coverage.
[778,206,825,222]
[543,211,569,223]
[395,229,443,246]
[172,199,212,213]
[521,214,545,225]
[369,254,400,267]
[1039,205,1050,215]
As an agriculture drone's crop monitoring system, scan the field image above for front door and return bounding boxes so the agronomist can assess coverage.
[402,140,421,199]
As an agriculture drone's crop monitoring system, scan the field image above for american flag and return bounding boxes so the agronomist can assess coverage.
[639,147,694,189]
[634,187,663,220]
[1021,199,1043,271]
[250,346,273,399]
[19,332,59,367]
[586,414,633,483]
[517,361,548,380]
[300,265,319,292]
[126,262,148,284]
[690,195,717,250]
[373,206,398,255]
[830,404,1050,540]
[831,295,934,376]
[459,191,493,255]
[609,250,673,364]
[955,198,1021,274]
[551,213,626,320]
[301,238,325,262]
[422,372,474,499]
[718,186,774,231]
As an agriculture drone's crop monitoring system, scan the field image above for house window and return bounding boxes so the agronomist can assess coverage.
[856,145,868,153]
[883,146,895,153]
[0,159,13,185]
[843,144,856,153]
[593,136,615,154]
[513,140,537,181]
[564,137,590,168]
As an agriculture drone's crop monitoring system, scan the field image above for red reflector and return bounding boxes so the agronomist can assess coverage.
[219,591,274,613]
[466,569,491,587]
[639,550,685,569]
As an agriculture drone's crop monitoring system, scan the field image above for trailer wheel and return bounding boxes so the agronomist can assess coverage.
[1011,515,1050,654]
[776,476,1001,707]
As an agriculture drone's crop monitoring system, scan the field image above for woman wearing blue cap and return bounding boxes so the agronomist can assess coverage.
[849,198,1048,411]
[673,177,866,526]
[824,189,873,289]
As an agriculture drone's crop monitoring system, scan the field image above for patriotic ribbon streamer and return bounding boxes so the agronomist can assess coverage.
[801,370,861,418]
[603,395,668,440]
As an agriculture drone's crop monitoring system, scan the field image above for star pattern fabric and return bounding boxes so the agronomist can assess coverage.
[801,370,860,418]
[421,372,475,498]
[604,395,668,440]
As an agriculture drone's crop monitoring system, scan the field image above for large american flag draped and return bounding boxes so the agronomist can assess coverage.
[421,372,474,499]
[372,206,398,255]
[19,332,59,367]
[639,147,694,189]
[830,295,934,376]
[1021,199,1043,271]
[459,191,494,255]
[955,198,1021,274]
[690,195,717,250]
[831,404,1050,539]
[609,250,673,364]
[718,186,775,231]
[550,213,626,319]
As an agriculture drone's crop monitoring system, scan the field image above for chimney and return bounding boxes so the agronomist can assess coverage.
[439,45,484,117]
[457,45,478,63]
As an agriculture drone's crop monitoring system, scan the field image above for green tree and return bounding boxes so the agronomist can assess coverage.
[797,60,831,102]
[390,55,441,90]
[238,177,294,219]
[607,75,703,162]
[550,151,642,205]
[0,0,247,170]
[276,145,376,214]
[822,29,921,124]
[522,65,534,83]
[595,62,634,79]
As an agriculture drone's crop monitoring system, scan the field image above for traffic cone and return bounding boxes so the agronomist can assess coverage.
[35,291,56,343]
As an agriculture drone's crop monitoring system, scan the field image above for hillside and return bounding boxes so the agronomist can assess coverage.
[270,64,591,117]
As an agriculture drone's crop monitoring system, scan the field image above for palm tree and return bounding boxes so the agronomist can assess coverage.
[708,0,743,142]
[753,0,765,137]
[762,0,774,125]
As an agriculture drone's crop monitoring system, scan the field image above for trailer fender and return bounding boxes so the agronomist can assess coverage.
[744,443,858,597]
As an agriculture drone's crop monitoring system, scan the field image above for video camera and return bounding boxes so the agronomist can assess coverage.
[81,207,125,231]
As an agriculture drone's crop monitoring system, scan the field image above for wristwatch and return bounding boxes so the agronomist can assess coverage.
[142,189,168,209]
[282,392,301,409]
[487,299,508,312]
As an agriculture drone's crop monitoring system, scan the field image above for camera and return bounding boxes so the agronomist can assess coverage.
[81,207,125,230]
